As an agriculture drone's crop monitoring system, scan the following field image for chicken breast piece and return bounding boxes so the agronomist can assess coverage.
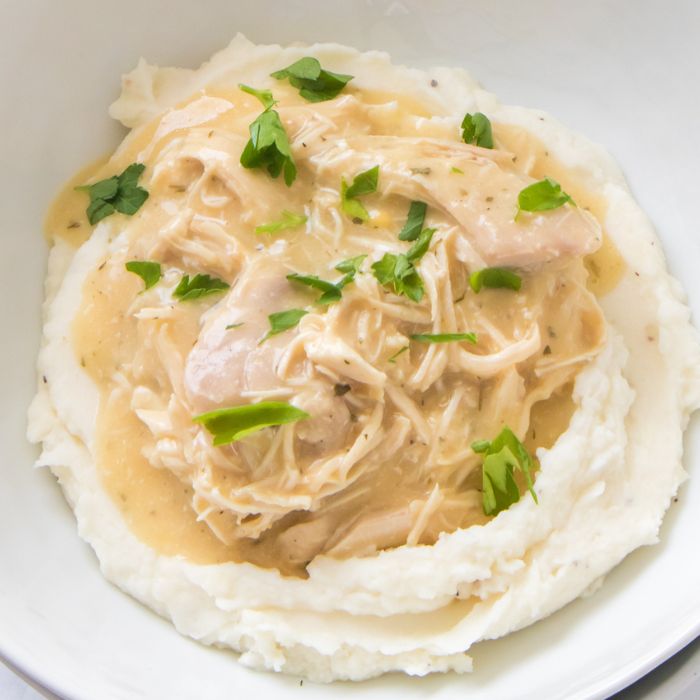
[184,257,307,412]
[184,257,352,451]
[304,135,602,269]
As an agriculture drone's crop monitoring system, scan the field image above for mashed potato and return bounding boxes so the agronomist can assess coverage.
[28,35,700,681]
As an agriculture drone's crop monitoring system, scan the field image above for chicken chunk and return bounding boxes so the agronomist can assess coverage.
[184,258,351,451]
[183,258,305,412]
[305,135,602,269]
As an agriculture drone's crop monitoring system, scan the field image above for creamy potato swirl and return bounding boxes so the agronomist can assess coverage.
[31,36,699,681]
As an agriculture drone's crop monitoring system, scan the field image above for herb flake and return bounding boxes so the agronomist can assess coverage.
[125,260,161,290]
[472,426,537,516]
[406,227,435,262]
[411,332,477,344]
[240,107,297,186]
[173,274,229,302]
[239,83,276,109]
[255,210,307,234]
[271,57,353,102]
[371,228,435,302]
[194,401,309,446]
[461,112,494,149]
[76,163,149,225]
[469,268,522,293]
[398,201,427,242]
[287,274,342,304]
[516,177,574,217]
[287,255,365,305]
[340,166,379,222]
[334,254,366,277]
[261,308,308,343]
[387,346,409,363]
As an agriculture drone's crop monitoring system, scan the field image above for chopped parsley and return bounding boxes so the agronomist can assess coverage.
[125,261,161,291]
[387,346,409,363]
[516,177,574,218]
[371,227,435,302]
[271,57,353,102]
[240,104,296,186]
[469,268,522,293]
[404,226,435,261]
[340,166,379,222]
[461,112,494,149]
[194,401,309,446]
[398,201,427,242]
[255,210,307,234]
[411,332,477,344]
[334,254,366,278]
[76,163,149,225]
[261,308,308,343]
[287,274,342,304]
[472,426,537,516]
[239,83,276,109]
[172,274,229,302]
[287,255,366,305]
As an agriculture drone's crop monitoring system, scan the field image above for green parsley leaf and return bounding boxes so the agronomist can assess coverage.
[461,112,494,149]
[76,162,149,225]
[239,83,276,109]
[287,274,341,304]
[469,268,522,293]
[341,187,370,222]
[271,57,353,102]
[372,253,424,302]
[516,177,574,217]
[450,166,464,175]
[411,332,477,344]
[481,446,522,516]
[334,254,366,291]
[225,322,244,330]
[194,401,309,446]
[398,201,427,242]
[371,228,434,303]
[125,261,161,291]
[471,426,537,516]
[341,166,379,222]
[255,210,307,234]
[344,166,379,198]
[471,439,491,454]
[288,256,365,305]
[371,254,401,287]
[406,227,435,262]
[387,346,409,363]
[173,274,229,302]
[86,199,116,224]
[261,308,308,343]
[240,108,297,186]
[115,163,149,211]
[334,254,366,276]
[79,177,118,200]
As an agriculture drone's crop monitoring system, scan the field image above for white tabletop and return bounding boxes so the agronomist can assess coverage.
[2,636,698,699]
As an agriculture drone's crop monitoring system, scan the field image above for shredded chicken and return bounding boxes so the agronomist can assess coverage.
[75,87,607,575]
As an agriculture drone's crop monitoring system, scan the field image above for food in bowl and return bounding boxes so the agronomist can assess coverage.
[28,35,700,681]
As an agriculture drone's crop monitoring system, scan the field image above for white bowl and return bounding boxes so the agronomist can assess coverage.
[2,1,698,698]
